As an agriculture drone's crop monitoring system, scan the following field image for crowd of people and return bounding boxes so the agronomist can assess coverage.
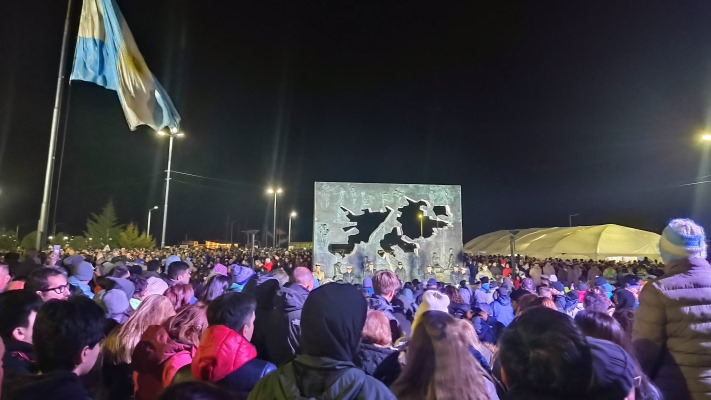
[0,218,709,399]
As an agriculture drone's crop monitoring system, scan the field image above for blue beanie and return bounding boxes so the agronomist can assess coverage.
[659,218,707,263]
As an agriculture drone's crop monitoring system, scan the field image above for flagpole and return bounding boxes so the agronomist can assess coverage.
[36,0,75,250]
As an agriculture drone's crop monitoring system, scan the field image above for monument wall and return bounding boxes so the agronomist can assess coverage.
[313,182,463,282]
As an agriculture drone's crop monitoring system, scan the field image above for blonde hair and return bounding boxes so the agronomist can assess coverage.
[163,304,207,347]
[373,270,400,296]
[392,311,491,400]
[102,295,176,364]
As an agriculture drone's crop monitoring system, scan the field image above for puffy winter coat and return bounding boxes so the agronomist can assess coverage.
[632,257,711,400]
[132,325,196,400]
[490,296,514,327]
[355,342,395,376]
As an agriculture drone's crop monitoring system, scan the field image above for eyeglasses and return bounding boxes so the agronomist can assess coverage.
[41,284,68,295]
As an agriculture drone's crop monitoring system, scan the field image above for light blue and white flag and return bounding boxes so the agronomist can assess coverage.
[70,0,180,131]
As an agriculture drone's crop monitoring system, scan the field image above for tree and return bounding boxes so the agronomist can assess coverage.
[69,236,90,250]
[118,223,156,249]
[20,231,38,250]
[84,201,124,248]
[0,234,18,251]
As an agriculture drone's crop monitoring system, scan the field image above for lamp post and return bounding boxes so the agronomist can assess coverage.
[288,211,297,249]
[230,220,237,245]
[267,187,282,247]
[158,129,184,249]
[146,206,159,237]
[568,213,580,227]
[418,213,424,237]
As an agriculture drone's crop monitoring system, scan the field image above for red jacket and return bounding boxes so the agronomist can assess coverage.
[264,261,274,272]
[132,325,196,400]
[191,325,256,382]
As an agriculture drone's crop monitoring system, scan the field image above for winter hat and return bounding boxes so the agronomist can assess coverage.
[479,276,489,284]
[412,290,450,332]
[659,218,707,262]
[231,265,255,285]
[548,275,558,283]
[587,337,636,399]
[521,278,536,292]
[101,289,130,324]
[164,255,181,267]
[510,288,530,303]
[551,282,566,293]
[74,261,94,281]
[213,264,228,276]
[363,277,373,288]
[497,287,510,298]
[145,276,169,296]
[426,278,438,288]
[577,282,588,292]
[128,265,143,276]
[107,277,135,300]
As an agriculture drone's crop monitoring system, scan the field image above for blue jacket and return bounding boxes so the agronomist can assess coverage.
[68,276,94,299]
[491,296,514,327]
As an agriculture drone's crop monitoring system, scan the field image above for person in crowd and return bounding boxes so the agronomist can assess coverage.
[575,311,633,356]
[422,265,437,282]
[528,263,542,286]
[519,277,536,294]
[2,296,105,400]
[157,381,235,400]
[490,287,514,327]
[393,284,417,321]
[499,307,593,399]
[198,275,231,304]
[459,279,473,305]
[191,292,275,397]
[167,261,192,286]
[363,277,374,296]
[395,262,408,283]
[613,288,636,312]
[133,305,208,400]
[25,267,70,302]
[143,260,162,279]
[363,263,376,281]
[549,281,567,311]
[95,275,135,324]
[102,295,176,400]
[513,293,539,317]
[108,265,131,280]
[0,264,11,293]
[588,263,601,281]
[474,277,492,313]
[343,265,356,284]
[593,276,614,301]
[456,318,495,372]
[312,263,325,281]
[368,270,411,343]
[248,283,395,399]
[68,261,94,299]
[415,278,438,305]
[536,285,552,299]
[583,291,610,313]
[145,275,169,297]
[0,290,42,376]
[391,311,498,399]
[355,310,396,376]
[164,283,195,311]
[444,285,470,318]
[127,274,148,310]
[613,308,635,344]
[509,289,532,315]
[13,249,42,280]
[633,218,711,400]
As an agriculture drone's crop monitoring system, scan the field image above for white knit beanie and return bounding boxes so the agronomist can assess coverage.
[411,290,450,333]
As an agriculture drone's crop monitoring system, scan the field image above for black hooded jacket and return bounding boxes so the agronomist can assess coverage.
[367,295,412,343]
[2,370,92,400]
[265,282,310,366]
[248,283,395,400]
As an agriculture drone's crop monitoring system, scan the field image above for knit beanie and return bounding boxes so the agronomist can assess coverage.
[73,261,94,281]
[587,337,636,399]
[659,218,707,263]
[412,290,450,332]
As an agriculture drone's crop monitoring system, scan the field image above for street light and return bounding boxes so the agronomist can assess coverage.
[48,236,54,241]
[267,187,283,247]
[288,211,297,249]
[568,213,580,227]
[702,134,711,142]
[157,129,184,248]
[63,236,69,241]
[418,213,424,238]
[147,206,159,238]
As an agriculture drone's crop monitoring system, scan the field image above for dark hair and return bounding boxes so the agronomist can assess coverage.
[199,275,231,303]
[109,265,129,278]
[612,308,635,342]
[583,292,608,313]
[575,310,633,356]
[146,259,161,272]
[168,262,190,280]
[157,381,234,400]
[127,275,148,297]
[0,290,43,340]
[25,267,65,293]
[499,307,593,398]
[33,296,105,372]
[206,292,256,332]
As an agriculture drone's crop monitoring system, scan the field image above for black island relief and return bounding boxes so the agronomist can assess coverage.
[328,199,451,256]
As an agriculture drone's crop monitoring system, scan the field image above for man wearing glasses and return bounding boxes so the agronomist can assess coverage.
[25,268,70,302]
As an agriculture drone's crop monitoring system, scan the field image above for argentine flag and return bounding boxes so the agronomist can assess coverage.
[70,0,181,131]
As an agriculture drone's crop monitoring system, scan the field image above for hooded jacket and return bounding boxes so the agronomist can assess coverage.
[491,295,514,327]
[2,370,92,400]
[68,276,94,299]
[132,325,196,400]
[633,257,711,400]
[266,283,310,365]
[248,284,395,400]
[2,338,36,376]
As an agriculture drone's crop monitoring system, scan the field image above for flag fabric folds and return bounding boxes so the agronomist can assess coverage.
[70,0,181,131]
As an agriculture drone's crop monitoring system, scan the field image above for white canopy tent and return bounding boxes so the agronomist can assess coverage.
[464,224,661,261]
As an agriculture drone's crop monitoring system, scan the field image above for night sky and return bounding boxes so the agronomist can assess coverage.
[2,1,711,245]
